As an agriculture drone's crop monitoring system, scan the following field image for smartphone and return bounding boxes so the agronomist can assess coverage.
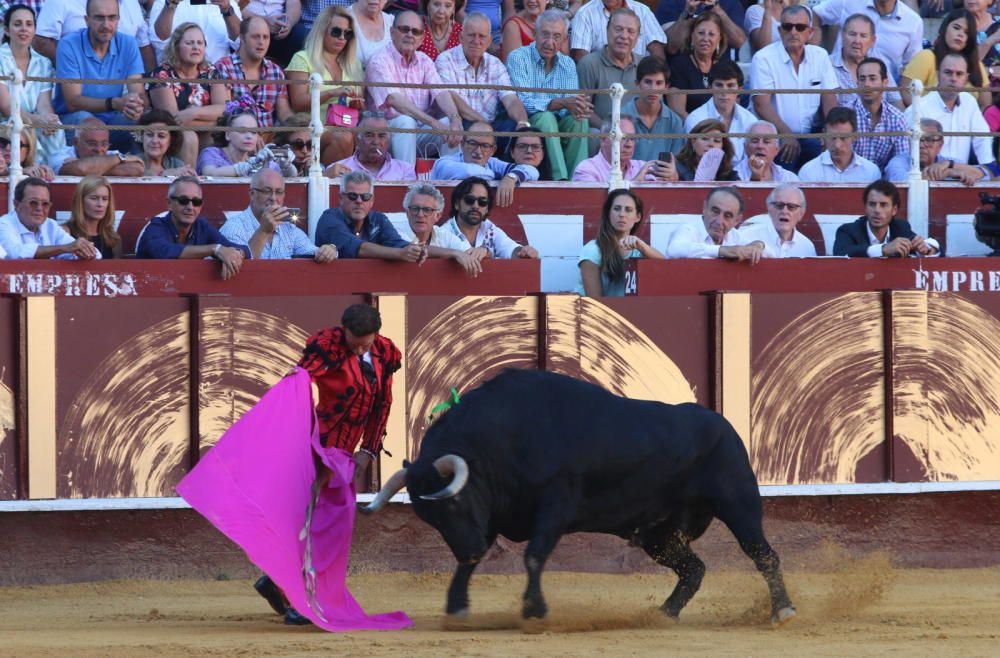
[284,207,301,222]
[190,0,207,5]
[658,152,674,163]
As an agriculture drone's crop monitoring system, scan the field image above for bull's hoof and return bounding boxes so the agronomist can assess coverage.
[521,617,547,634]
[441,609,471,631]
[522,599,548,620]
[771,606,797,627]
[447,607,469,620]
[658,603,681,621]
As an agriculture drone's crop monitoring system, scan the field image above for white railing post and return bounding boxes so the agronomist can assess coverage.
[608,83,626,190]
[307,72,330,241]
[7,69,25,210]
[906,79,929,237]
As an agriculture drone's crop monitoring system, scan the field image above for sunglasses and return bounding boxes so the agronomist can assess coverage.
[395,25,424,36]
[769,201,802,211]
[329,27,354,39]
[780,23,809,32]
[288,139,312,150]
[25,199,52,209]
[344,191,374,202]
[920,136,943,143]
[170,195,204,207]
[462,195,489,208]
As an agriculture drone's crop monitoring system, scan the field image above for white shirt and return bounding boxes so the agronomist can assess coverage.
[812,0,922,80]
[798,150,882,183]
[570,0,666,58]
[863,220,941,257]
[442,217,523,258]
[395,224,469,250]
[750,42,839,133]
[666,219,748,259]
[905,92,993,166]
[740,219,817,258]
[349,4,393,66]
[147,0,243,65]
[36,0,151,47]
[734,158,799,182]
[0,211,100,259]
[744,5,780,46]
[684,100,758,161]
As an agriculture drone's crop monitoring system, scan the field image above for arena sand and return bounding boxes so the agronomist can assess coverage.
[1,552,998,657]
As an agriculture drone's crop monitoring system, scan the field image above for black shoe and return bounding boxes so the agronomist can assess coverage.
[284,607,313,625]
[254,575,288,616]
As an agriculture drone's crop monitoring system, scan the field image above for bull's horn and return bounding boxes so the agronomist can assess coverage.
[420,455,469,501]
[361,467,407,513]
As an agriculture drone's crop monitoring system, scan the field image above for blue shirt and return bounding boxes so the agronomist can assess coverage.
[53,28,143,117]
[314,207,410,258]
[506,45,580,117]
[220,207,317,259]
[136,213,250,259]
[430,153,539,182]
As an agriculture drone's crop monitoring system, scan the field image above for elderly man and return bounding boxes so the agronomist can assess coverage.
[394,182,485,276]
[577,8,640,126]
[35,0,154,69]
[220,169,338,261]
[52,0,147,153]
[684,60,757,161]
[798,107,881,183]
[209,16,293,129]
[49,117,145,176]
[365,11,463,163]
[506,9,590,181]
[314,171,426,262]
[666,187,765,262]
[749,4,838,172]
[849,57,909,181]
[430,121,539,207]
[442,176,539,259]
[812,0,922,80]
[662,0,746,56]
[572,116,675,182]
[904,53,993,168]
[623,55,684,161]
[136,176,250,279]
[832,14,903,109]
[436,12,531,141]
[920,119,988,186]
[740,184,817,258]
[0,177,98,260]
[833,179,940,257]
[326,112,416,181]
[571,0,666,62]
[734,121,799,182]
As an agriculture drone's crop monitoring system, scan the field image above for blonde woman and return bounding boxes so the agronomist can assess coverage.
[0,124,55,181]
[65,176,122,259]
[286,5,363,163]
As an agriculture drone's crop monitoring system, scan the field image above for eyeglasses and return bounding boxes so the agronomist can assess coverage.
[514,142,543,152]
[780,23,809,32]
[288,140,312,151]
[24,199,52,209]
[769,201,802,211]
[329,27,354,39]
[407,205,438,215]
[252,187,285,197]
[464,139,495,151]
[344,191,374,202]
[395,25,424,36]
[170,195,204,206]
[920,136,943,143]
[462,195,489,207]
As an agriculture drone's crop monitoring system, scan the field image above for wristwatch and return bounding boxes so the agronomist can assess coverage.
[221,6,233,17]
[116,152,126,163]
[105,97,114,112]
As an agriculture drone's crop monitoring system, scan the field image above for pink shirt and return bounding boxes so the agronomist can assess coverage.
[365,44,448,120]
[330,153,416,181]
[571,152,648,182]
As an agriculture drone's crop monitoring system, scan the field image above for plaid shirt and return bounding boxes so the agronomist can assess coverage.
[210,52,288,128]
[850,98,910,171]
[436,46,514,123]
[1,0,42,15]
[219,207,316,259]
[366,44,447,120]
[300,0,354,29]
[506,44,579,117]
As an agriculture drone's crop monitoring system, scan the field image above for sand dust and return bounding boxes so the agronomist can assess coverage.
[1,555,998,657]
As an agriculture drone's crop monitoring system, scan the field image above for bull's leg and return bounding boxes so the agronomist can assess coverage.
[445,560,480,618]
[641,525,709,619]
[522,493,571,619]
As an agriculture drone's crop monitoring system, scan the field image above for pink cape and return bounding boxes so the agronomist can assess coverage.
[176,367,412,631]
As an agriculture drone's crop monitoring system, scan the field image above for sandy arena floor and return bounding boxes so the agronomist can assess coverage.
[2,555,999,657]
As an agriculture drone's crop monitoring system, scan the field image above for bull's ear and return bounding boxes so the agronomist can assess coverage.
[403,459,412,468]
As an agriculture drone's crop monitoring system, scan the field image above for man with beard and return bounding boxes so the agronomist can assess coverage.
[394,182,485,277]
[441,176,539,259]
[832,179,940,257]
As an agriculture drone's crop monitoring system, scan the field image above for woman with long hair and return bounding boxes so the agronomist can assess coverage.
[667,12,729,119]
[418,0,463,60]
[286,5,363,164]
[197,109,296,177]
[675,119,738,182]
[0,124,55,180]
[899,9,989,108]
[148,22,227,164]
[506,126,551,180]
[0,4,66,163]
[137,109,198,177]
[577,189,663,297]
[65,176,122,259]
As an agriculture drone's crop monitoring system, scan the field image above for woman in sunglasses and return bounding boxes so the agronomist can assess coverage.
[287,5,363,163]
[198,109,296,177]
[64,176,122,259]
[349,0,394,66]
[418,0,463,60]
[273,112,315,176]
[0,125,55,181]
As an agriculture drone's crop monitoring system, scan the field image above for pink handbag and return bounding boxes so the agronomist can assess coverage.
[326,104,359,128]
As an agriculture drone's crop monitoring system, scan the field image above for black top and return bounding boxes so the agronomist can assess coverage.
[88,233,117,260]
[668,52,731,114]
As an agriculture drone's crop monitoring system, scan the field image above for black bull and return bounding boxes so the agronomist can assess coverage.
[364,369,796,625]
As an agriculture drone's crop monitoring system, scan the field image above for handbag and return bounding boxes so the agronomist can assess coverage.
[326,103,359,128]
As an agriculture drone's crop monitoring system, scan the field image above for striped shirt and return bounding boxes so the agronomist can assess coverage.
[506,44,579,117]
